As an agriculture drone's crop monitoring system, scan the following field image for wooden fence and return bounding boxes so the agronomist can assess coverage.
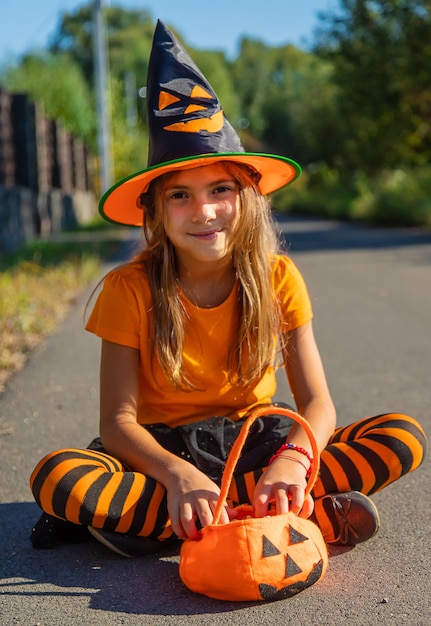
[0,86,96,255]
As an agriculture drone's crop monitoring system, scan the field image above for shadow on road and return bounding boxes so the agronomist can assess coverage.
[0,502,257,616]
[0,502,352,618]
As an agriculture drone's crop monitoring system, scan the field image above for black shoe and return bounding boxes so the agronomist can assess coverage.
[30,513,91,549]
[313,491,380,546]
[88,527,178,558]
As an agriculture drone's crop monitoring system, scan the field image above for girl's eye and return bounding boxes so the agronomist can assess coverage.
[168,191,188,200]
[213,185,234,194]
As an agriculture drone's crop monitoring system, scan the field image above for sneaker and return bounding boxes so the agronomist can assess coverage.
[313,491,380,546]
[88,526,178,558]
[30,513,91,549]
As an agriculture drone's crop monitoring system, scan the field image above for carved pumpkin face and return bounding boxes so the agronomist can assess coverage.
[157,81,224,134]
[179,510,328,602]
[256,521,325,601]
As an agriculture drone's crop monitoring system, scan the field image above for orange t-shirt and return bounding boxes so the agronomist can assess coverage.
[85,254,312,427]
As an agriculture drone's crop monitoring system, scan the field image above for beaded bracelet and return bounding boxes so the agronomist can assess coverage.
[269,443,313,479]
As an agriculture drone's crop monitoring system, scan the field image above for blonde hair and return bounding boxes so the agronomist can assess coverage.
[134,161,283,390]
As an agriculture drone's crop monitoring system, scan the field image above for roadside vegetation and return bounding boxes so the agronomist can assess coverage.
[0,234,119,393]
[274,164,431,228]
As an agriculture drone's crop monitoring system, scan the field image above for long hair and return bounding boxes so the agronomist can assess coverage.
[134,161,283,390]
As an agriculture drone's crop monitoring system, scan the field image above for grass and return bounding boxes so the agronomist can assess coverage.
[0,237,120,393]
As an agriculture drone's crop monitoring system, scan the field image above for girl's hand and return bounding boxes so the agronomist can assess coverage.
[165,461,232,540]
[253,456,314,519]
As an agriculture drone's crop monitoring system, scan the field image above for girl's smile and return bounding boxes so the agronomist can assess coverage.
[190,229,221,240]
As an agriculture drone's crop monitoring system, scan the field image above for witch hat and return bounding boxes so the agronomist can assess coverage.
[100,20,301,226]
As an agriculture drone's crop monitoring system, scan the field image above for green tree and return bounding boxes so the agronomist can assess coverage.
[232,38,337,166]
[109,74,148,183]
[49,4,154,128]
[314,0,431,174]
[49,5,154,88]
[260,47,338,165]
[2,53,94,145]
[231,38,273,137]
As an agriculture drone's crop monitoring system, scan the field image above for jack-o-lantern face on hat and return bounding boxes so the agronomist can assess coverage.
[157,80,224,133]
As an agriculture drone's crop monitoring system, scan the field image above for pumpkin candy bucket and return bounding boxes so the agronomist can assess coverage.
[179,405,328,601]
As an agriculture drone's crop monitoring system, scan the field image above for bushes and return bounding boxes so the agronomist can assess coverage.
[352,168,431,227]
[274,164,431,228]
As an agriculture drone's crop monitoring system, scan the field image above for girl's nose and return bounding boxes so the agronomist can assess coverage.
[191,197,217,222]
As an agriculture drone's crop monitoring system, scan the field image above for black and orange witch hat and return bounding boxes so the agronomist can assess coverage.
[100,20,301,226]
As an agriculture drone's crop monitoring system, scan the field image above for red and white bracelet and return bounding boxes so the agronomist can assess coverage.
[269,443,313,479]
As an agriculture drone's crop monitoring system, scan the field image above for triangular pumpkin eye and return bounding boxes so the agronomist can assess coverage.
[285,556,303,578]
[190,85,213,99]
[262,535,281,557]
[158,90,180,110]
[289,526,308,545]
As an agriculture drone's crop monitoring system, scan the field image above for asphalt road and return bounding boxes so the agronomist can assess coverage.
[1,217,430,625]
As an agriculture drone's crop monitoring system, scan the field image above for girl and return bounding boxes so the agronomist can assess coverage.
[30,21,426,557]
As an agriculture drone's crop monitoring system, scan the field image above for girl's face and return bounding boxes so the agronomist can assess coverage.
[162,163,240,270]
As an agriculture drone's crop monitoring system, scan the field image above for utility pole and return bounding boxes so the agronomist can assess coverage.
[93,0,113,194]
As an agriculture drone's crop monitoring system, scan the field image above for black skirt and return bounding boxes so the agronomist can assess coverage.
[88,403,294,484]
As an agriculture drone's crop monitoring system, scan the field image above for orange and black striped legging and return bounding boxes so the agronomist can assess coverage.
[30,413,426,543]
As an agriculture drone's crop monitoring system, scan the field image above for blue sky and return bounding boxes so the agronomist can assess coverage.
[0,0,338,64]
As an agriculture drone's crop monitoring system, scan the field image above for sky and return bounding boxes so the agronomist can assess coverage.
[0,0,338,64]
